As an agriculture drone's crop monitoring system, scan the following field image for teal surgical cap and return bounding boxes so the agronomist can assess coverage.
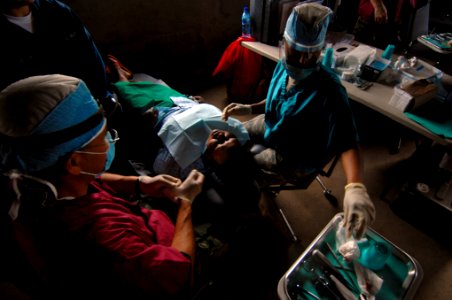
[0,74,106,173]
[284,2,332,53]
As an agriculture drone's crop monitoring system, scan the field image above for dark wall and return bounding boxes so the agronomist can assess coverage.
[429,0,452,32]
[63,0,249,94]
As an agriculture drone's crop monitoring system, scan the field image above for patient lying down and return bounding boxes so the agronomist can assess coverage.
[109,57,261,215]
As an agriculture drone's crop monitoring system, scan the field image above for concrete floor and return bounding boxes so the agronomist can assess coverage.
[198,83,452,300]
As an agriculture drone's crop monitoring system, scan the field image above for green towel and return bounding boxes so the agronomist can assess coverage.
[404,101,452,139]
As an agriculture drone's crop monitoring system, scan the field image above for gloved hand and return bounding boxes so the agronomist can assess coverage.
[222,102,252,120]
[343,183,376,240]
[138,174,182,199]
[173,169,205,204]
[139,170,204,204]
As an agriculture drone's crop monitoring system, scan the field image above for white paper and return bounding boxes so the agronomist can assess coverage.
[388,88,414,112]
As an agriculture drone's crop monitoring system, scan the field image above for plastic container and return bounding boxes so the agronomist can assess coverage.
[397,57,443,83]
[241,5,251,38]
[358,240,392,271]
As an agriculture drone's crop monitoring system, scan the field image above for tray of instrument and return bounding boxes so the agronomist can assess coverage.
[277,213,423,300]
[417,33,452,54]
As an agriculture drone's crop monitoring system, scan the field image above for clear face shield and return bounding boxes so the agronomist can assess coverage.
[279,38,322,82]
[280,38,321,68]
[279,39,285,60]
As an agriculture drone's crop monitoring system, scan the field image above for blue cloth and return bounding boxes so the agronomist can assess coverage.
[157,103,249,171]
[153,147,206,180]
[264,61,359,173]
[284,2,332,52]
[0,0,111,101]
[404,101,452,139]
[0,77,104,173]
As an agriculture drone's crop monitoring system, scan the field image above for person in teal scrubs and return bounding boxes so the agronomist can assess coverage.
[222,2,376,239]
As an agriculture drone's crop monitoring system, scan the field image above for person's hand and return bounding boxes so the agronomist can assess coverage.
[343,183,376,239]
[173,169,205,203]
[138,174,182,198]
[222,102,252,120]
[373,3,388,24]
[188,95,205,103]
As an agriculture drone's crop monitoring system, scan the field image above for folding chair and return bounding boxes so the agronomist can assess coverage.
[253,148,340,242]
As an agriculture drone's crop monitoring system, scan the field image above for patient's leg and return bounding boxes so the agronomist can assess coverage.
[106,55,170,87]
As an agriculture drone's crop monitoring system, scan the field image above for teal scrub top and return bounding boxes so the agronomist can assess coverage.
[264,61,359,173]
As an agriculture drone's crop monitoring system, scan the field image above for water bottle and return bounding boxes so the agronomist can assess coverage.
[241,5,251,38]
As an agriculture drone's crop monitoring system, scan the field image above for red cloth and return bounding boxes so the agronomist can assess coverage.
[213,36,263,102]
[43,180,192,298]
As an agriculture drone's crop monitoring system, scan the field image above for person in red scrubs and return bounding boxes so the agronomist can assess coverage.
[0,74,205,299]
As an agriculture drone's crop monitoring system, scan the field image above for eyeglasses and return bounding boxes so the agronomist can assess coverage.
[107,129,120,144]
[75,128,119,155]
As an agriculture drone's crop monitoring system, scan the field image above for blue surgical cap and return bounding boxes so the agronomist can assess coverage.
[0,74,106,173]
[284,3,332,53]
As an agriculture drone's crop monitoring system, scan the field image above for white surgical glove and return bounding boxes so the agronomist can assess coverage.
[173,169,205,204]
[343,183,376,239]
[222,102,252,120]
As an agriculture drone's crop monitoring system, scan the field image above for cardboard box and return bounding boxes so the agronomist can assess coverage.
[388,81,438,112]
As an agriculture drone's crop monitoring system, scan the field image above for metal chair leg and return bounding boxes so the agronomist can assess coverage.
[261,175,338,243]
[262,190,299,242]
[278,207,298,242]
[315,176,338,207]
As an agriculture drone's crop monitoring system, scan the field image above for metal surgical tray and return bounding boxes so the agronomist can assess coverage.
[277,213,423,300]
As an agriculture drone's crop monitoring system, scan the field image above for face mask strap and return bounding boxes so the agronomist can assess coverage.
[6,170,59,220]
[76,135,116,177]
